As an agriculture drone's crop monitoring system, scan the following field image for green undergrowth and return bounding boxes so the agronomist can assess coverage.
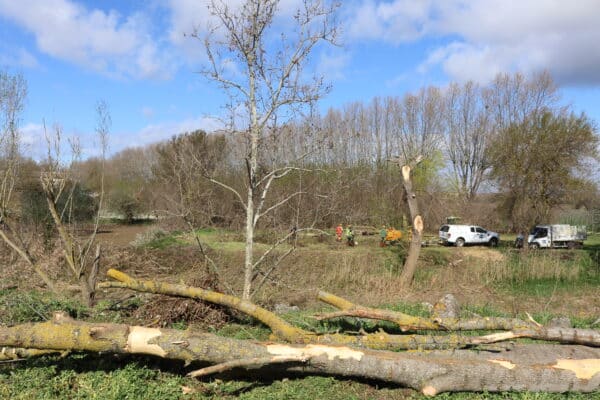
[145,233,186,249]
[0,289,89,324]
[1,356,598,399]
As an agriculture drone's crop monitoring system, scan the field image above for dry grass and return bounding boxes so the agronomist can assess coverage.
[4,225,599,321]
[474,250,584,285]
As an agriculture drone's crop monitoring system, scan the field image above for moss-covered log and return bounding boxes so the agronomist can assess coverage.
[317,291,537,331]
[316,291,600,346]
[1,314,599,395]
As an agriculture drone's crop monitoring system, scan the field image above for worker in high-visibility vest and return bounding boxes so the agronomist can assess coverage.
[380,225,387,247]
[345,226,355,246]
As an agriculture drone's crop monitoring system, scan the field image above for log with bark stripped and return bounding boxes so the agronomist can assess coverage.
[0,313,599,395]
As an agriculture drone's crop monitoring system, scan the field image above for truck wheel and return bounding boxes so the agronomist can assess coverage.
[455,238,465,247]
[567,241,576,250]
[489,238,498,247]
[530,243,540,250]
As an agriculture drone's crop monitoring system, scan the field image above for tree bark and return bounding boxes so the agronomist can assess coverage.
[1,314,599,395]
[398,159,423,287]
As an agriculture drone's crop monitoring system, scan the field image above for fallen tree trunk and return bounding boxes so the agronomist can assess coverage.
[317,291,537,331]
[99,269,536,351]
[316,291,600,346]
[1,313,599,395]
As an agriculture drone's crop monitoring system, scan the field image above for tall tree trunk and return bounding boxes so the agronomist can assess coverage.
[399,162,423,287]
[243,61,259,301]
[243,184,255,300]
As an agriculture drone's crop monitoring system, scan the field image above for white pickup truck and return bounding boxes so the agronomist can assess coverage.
[516,225,587,249]
[439,224,500,247]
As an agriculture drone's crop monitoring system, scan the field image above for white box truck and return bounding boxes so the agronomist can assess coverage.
[517,225,587,249]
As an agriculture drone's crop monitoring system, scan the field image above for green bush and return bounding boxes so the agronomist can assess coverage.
[110,190,141,224]
[20,181,98,226]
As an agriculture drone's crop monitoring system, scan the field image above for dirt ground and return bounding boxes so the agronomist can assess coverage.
[95,223,156,247]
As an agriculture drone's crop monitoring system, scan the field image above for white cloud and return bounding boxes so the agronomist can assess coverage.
[0,0,173,79]
[19,122,48,161]
[347,0,600,86]
[123,116,223,149]
[0,47,39,69]
[345,0,432,43]
[317,50,350,80]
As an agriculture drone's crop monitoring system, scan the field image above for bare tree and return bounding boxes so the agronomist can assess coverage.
[193,0,338,300]
[444,81,491,199]
[38,104,110,306]
[0,70,59,291]
[485,70,560,131]
[0,83,108,305]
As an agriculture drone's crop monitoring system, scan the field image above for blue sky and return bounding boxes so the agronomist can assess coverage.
[1,0,599,159]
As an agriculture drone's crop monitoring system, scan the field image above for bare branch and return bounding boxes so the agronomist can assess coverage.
[188,355,309,378]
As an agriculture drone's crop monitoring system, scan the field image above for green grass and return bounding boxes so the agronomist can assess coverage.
[2,356,598,399]
[0,289,89,324]
[470,247,600,296]
[145,234,186,249]
[0,357,187,400]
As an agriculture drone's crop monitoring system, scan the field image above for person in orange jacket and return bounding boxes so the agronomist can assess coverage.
[335,224,343,242]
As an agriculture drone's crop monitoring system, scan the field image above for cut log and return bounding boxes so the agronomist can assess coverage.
[0,315,599,395]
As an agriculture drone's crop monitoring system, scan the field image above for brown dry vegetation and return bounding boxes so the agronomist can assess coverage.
[5,223,597,324]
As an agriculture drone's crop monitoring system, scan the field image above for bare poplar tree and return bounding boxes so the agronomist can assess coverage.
[444,81,491,199]
[193,0,338,299]
[485,70,560,131]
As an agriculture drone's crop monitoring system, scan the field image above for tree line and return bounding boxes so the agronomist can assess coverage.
[69,71,597,234]
[3,69,598,240]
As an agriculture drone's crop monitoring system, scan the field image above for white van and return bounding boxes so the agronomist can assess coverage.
[439,224,499,247]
